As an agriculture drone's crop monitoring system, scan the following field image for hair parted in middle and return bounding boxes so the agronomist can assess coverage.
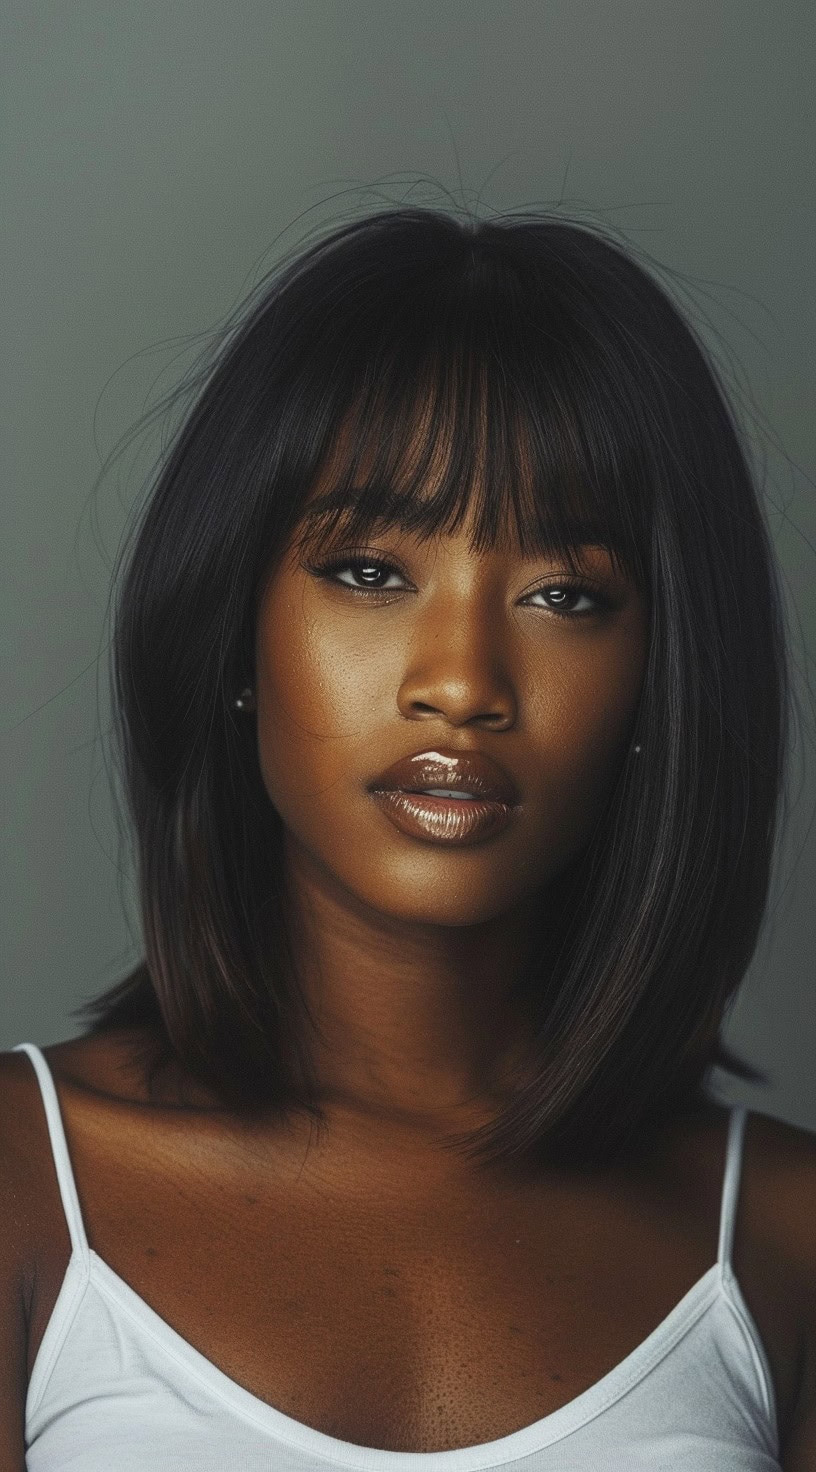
[78,201,790,1172]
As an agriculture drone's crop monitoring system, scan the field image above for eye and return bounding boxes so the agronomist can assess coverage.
[524,579,611,618]
[309,554,408,594]
[306,553,614,619]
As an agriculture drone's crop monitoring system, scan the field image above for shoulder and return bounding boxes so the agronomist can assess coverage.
[0,1052,34,1268]
[686,1101,816,1261]
[0,1048,53,1252]
[0,1049,55,1464]
[743,1108,816,1461]
[0,1032,173,1401]
[0,1046,74,1273]
[746,1108,816,1276]
[669,1099,816,1453]
[0,1032,162,1300]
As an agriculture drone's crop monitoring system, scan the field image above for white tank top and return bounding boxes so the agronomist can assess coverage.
[14,1040,781,1470]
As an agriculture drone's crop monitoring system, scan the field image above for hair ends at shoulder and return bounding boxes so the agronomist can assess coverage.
[79,203,791,1171]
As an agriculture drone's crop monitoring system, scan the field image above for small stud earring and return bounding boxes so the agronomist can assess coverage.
[233,687,256,712]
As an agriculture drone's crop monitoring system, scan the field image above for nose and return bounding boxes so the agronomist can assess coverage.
[395,606,516,729]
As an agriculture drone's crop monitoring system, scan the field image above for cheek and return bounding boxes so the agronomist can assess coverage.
[254,588,381,807]
[523,630,647,842]
[552,646,643,764]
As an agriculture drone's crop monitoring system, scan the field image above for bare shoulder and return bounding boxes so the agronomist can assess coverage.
[663,1098,816,1461]
[0,1048,55,1468]
[747,1108,816,1272]
[0,1044,75,1260]
[0,1032,162,1307]
[0,1030,177,1408]
[0,1051,36,1264]
[678,1104,816,1261]
[742,1107,816,1466]
[0,1045,55,1215]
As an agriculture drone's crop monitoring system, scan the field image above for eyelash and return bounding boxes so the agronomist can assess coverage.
[306,553,613,620]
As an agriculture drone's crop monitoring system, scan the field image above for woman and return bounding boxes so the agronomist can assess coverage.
[1,205,813,1468]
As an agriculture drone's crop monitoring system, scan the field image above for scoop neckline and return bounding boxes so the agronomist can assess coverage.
[83,1248,723,1469]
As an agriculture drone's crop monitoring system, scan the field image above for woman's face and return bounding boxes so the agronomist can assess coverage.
[253,475,649,933]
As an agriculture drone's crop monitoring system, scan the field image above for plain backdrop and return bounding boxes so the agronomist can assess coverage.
[2,2,814,1129]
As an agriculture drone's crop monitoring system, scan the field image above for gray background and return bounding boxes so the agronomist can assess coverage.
[3,3,814,1128]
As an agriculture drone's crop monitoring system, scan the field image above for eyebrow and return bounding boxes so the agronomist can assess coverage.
[298,484,615,550]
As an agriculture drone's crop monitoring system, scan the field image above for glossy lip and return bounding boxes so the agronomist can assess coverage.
[367,748,520,806]
[369,789,516,846]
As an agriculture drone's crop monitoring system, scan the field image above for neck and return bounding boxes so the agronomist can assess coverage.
[278,834,545,1132]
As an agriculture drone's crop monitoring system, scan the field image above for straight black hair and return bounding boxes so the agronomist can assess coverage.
[77,202,791,1172]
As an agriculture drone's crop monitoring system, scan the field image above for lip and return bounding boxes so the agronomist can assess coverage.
[367,748,520,806]
[369,789,516,846]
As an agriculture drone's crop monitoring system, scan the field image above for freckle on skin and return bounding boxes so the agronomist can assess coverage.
[145,1247,157,1257]
[245,1195,259,1205]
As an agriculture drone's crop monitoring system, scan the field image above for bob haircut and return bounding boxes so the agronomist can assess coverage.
[79,203,791,1172]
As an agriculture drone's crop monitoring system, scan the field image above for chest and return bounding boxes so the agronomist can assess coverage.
[29,1108,787,1454]
[136,1195,710,1450]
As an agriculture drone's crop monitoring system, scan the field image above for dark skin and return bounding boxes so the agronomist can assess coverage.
[1,450,815,1463]
[253,468,648,1145]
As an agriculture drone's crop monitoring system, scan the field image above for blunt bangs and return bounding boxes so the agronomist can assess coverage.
[282,251,651,598]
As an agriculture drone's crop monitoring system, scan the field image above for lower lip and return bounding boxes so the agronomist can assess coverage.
[369,790,515,846]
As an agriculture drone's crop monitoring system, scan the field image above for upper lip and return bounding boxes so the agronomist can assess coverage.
[368,748,520,805]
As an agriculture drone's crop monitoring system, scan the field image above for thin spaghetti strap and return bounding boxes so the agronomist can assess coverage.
[13,1043,89,1260]
[717,1103,749,1276]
